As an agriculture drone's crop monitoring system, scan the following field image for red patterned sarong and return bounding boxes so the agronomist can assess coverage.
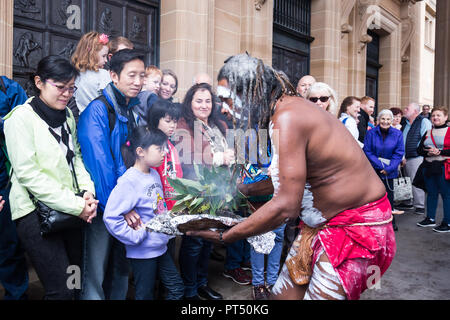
[288,193,396,300]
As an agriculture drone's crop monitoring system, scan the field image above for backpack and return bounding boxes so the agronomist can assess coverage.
[93,94,117,160]
[0,77,11,176]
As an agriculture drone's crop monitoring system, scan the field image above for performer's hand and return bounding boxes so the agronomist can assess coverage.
[186,229,223,243]
[380,170,388,176]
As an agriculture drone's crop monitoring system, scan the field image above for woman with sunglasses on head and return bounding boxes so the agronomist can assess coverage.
[305,82,338,115]
[71,31,111,116]
[3,56,98,300]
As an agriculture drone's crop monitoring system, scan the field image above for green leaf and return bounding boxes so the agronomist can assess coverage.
[170,200,188,213]
[167,178,189,194]
[181,194,195,203]
[189,197,204,209]
[176,178,204,192]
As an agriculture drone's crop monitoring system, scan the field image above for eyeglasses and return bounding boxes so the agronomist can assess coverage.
[309,96,330,103]
[46,80,77,94]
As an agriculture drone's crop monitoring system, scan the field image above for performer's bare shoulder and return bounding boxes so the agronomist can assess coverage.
[272,95,386,220]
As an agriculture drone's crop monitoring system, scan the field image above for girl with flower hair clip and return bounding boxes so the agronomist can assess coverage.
[71,31,112,115]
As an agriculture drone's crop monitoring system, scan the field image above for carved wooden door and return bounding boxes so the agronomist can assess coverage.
[13,0,160,96]
[366,30,382,114]
[272,0,312,88]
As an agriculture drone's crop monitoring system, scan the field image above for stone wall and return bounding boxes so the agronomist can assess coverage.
[160,0,273,102]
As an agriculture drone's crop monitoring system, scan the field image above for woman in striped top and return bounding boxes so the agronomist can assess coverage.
[416,106,450,233]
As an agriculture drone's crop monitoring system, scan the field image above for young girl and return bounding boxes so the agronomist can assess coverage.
[146,99,183,210]
[103,127,184,300]
[71,31,111,114]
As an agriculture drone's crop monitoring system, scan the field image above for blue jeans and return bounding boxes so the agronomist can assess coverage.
[225,239,250,270]
[424,166,450,224]
[129,251,184,300]
[0,187,28,300]
[178,235,212,297]
[80,211,129,300]
[250,224,285,286]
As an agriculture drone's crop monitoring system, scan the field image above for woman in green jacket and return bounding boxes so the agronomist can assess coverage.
[3,56,98,300]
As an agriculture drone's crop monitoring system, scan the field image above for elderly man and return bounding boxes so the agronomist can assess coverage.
[189,54,396,300]
[398,103,432,214]
[193,72,212,86]
[296,75,316,98]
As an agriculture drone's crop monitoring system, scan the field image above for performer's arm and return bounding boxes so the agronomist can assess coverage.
[188,106,308,243]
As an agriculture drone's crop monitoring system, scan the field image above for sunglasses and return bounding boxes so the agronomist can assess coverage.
[309,96,330,103]
[46,80,77,94]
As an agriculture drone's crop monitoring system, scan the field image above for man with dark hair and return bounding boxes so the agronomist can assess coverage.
[0,75,29,300]
[421,104,431,119]
[357,96,375,144]
[77,49,145,300]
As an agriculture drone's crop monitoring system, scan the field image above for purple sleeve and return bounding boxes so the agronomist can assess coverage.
[103,176,147,246]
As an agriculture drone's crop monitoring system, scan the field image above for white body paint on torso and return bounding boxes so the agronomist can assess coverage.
[268,120,326,228]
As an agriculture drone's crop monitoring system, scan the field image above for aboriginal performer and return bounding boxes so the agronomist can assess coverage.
[187,54,396,300]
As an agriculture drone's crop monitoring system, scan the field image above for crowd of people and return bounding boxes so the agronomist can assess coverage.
[0,31,448,302]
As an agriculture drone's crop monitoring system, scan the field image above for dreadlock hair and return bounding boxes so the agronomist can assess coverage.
[218,54,295,168]
[217,53,295,131]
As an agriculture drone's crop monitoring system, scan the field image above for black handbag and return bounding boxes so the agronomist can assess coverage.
[28,121,87,236]
[29,152,86,236]
[32,193,86,236]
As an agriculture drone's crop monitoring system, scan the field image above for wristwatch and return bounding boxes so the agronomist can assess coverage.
[219,230,225,245]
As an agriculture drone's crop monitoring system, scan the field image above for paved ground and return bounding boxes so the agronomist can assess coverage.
[1,201,450,300]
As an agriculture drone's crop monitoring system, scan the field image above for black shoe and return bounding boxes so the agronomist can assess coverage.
[197,285,223,300]
[414,207,425,215]
[433,222,450,233]
[395,203,414,210]
[417,217,436,227]
[184,295,201,300]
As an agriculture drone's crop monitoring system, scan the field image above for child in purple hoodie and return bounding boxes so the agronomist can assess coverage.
[103,127,184,300]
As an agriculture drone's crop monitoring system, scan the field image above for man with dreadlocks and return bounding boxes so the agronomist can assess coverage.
[187,54,396,300]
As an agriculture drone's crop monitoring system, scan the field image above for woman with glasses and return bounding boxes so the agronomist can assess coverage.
[305,82,338,115]
[72,31,111,116]
[3,56,98,299]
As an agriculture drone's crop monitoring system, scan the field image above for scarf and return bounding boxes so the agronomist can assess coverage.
[30,96,67,128]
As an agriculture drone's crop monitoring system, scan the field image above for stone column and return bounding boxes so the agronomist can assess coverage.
[0,0,14,77]
[239,0,273,65]
[434,0,450,108]
[212,0,273,83]
[310,0,342,92]
[400,0,422,107]
[159,0,213,101]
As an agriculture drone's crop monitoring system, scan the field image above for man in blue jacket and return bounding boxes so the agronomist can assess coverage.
[77,49,145,300]
[0,75,29,300]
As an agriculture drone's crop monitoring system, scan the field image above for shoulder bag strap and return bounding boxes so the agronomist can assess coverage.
[429,129,438,148]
